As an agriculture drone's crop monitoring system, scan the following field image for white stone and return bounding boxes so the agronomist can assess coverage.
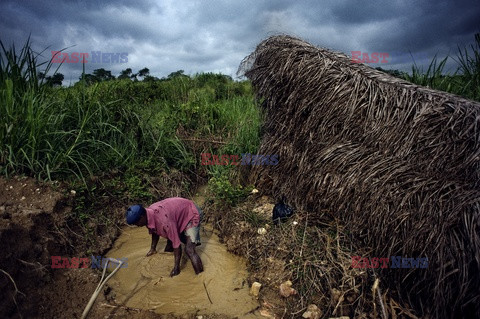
[250,282,262,298]
[279,280,297,297]
[302,304,322,319]
[257,227,267,235]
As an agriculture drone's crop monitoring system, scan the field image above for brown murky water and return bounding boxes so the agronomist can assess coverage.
[107,188,261,317]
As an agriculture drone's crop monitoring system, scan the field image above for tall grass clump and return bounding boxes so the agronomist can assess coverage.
[0,38,53,177]
[1,39,261,183]
[403,33,480,101]
[0,40,164,180]
[455,33,480,101]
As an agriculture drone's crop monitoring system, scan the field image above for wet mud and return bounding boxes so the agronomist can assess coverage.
[107,187,261,317]
[107,227,260,317]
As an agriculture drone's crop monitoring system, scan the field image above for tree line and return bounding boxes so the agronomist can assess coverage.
[39,68,193,87]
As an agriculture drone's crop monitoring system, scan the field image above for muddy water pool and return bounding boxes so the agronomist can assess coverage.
[107,191,260,317]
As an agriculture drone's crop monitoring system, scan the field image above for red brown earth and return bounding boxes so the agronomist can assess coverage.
[0,176,188,318]
[0,176,280,319]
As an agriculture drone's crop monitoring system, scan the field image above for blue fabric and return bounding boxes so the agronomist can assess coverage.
[126,205,143,224]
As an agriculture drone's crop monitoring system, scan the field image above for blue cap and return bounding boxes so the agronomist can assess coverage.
[126,205,144,224]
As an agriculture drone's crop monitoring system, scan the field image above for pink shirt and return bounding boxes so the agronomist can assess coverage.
[145,197,199,249]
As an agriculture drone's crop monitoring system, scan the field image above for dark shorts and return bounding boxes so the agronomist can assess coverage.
[180,204,202,246]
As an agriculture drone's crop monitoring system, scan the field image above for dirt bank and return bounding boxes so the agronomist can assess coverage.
[0,175,200,319]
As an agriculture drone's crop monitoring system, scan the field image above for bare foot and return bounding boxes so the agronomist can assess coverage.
[146,248,157,256]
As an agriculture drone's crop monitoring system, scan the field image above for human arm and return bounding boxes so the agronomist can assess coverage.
[170,247,182,277]
[147,233,159,256]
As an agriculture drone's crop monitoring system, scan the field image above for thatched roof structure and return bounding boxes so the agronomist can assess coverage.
[239,35,480,318]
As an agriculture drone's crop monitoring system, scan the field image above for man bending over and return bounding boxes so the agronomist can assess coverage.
[125,197,204,277]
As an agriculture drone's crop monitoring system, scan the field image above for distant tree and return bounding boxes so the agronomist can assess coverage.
[47,73,64,86]
[79,73,99,85]
[93,68,115,81]
[39,72,64,86]
[167,70,189,79]
[375,67,405,78]
[118,68,133,80]
[138,67,150,77]
[195,72,232,86]
[143,75,159,82]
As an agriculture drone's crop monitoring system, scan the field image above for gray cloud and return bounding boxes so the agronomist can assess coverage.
[1,0,478,84]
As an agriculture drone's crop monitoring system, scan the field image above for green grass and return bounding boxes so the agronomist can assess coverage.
[0,43,262,247]
[0,39,261,185]
[402,33,480,101]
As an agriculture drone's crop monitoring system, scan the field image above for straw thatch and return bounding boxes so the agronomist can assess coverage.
[239,35,480,318]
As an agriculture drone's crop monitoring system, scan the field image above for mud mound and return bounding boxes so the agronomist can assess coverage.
[0,176,69,316]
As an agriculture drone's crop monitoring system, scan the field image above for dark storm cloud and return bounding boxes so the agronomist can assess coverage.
[1,0,478,84]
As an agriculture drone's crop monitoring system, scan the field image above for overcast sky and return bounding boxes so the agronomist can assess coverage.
[1,0,479,85]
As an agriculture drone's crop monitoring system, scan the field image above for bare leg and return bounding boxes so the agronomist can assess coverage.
[170,247,182,277]
[164,239,174,252]
[184,237,204,274]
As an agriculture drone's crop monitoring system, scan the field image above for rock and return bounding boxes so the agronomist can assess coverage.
[302,304,322,319]
[330,288,343,304]
[279,280,297,297]
[260,309,275,318]
[253,203,275,218]
[250,281,262,298]
[257,227,267,235]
